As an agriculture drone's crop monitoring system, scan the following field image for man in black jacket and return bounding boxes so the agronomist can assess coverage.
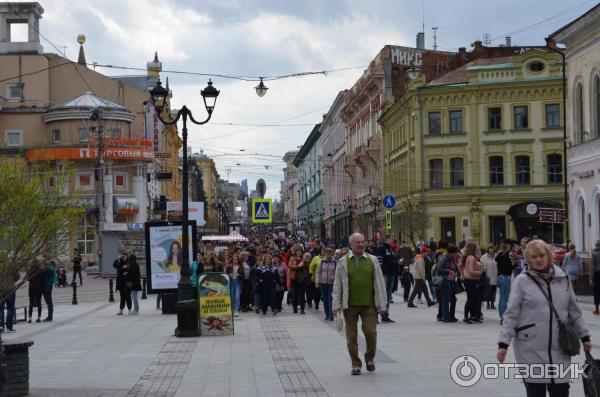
[376,235,397,323]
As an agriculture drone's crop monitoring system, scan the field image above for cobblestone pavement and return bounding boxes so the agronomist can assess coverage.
[9,290,600,396]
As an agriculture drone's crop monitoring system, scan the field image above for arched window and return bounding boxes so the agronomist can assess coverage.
[592,73,600,139]
[574,80,584,143]
[515,155,530,185]
[489,156,504,186]
[450,158,464,187]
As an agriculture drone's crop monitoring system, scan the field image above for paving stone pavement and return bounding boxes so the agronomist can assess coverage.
[261,317,328,396]
[9,290,600,396]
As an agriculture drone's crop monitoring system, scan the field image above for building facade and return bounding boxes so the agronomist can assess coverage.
[380,49,565,246]
[282,150,300,232]
[191,150,220,231]
[321,91,351,242]
[294,124,324,238]
[550,4,600,254]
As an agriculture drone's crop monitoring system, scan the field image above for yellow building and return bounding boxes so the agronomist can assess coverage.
[191,151,220,229]
[380,49,565,246]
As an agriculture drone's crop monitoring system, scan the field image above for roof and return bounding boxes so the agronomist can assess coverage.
[49,92,130,111]
[548,2,600,40]
[293,124,321,167]
[428,57,513,86]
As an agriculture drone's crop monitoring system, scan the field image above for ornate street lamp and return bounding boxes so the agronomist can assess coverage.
[150,79,220,337]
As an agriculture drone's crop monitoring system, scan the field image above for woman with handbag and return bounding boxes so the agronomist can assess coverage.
[127,254,142,315]
[289,252,310,314]
[497,239,591,397]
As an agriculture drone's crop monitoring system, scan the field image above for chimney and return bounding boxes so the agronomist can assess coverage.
[505,36,512,47]
[416,32,425,49]
[0,2,44,54]
[474,40,483,49]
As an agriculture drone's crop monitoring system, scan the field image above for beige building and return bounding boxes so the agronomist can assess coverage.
[191,151,220,229]
[0,3,173,264]
[380,49,565,246]
[282,150,299,231]
[550,4,600,254]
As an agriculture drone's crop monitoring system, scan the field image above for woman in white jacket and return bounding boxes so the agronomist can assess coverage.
[497,239,591,397]
[480,244,498,310]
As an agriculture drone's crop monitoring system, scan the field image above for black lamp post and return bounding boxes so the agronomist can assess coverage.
[150,79,219,337]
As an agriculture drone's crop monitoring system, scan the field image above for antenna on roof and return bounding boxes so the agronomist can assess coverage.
[432,27,438,51]
[483,33,492,47]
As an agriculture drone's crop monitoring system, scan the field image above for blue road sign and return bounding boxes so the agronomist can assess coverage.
[252,198,272,224]
[382,195,396,209]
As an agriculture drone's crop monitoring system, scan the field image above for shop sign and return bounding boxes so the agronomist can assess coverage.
[24,147,154,161]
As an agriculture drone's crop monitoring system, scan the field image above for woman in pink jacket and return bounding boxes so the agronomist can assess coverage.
[460,242,483,324]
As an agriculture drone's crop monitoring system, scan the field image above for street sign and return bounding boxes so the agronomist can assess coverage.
[383,195,396,209]
[251,198,272,224]
[155,172,172,180]
[538,208,566,224]
[385,210,392,230]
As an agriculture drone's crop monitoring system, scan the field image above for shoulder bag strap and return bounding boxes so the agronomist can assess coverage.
[525,272,562,322]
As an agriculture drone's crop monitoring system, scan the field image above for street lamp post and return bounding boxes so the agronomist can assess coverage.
[150,79,219,337]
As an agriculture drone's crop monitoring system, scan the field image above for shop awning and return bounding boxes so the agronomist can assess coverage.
[202,231,248,242]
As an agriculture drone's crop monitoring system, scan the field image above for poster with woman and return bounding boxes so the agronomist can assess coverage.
[144,221,197,292]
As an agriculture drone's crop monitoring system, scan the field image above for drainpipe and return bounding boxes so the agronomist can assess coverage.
[545,38,569,245]
[416,89,426,240]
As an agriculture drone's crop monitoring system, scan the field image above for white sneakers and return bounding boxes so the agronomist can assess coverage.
[116,310,123,315]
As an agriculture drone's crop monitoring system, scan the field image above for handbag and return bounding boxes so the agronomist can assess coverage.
[526,273,581,356]
[583,352,600,397]
[431,275,445,288]
[335,312,345,331]
[454,274,465,294]
[297,267,310,284]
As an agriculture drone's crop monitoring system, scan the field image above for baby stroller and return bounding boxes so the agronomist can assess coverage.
[56,263,68,287]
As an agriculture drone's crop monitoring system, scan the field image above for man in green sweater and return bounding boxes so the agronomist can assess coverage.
[332,233,388,375]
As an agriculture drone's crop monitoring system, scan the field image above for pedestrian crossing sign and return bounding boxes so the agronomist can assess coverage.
[252,198,272,224]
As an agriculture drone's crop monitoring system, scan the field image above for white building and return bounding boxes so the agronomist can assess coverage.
[550,3,600,254]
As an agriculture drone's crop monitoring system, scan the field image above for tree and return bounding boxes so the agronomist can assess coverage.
[396,200,428,248]
[0,159,81,300]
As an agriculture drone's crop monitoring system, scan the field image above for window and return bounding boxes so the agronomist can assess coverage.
[4,130,22,147]
[429,159,443,188]
[51,129,61,144]
[114,173,127,190]
[514,106,528,129]
[574,81,584,143]
[593,74,600,138]
[76,172,94,190]
[77,214,96,255]
[529,61,545,72]
[489,156,504,186]
[547,154,562,184]
[450,158,464,187]
[488,107,502,130]
[545,104,560,128]
[449,111,463,133]
[79,128,89,143]
[515,155,531,185]
[428,112,441,136]
[111,128,121,138]
[46,176,55,190]
[6,83,23,100]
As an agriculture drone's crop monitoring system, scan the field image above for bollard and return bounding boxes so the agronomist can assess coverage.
[72,282,78,305]
[109,279,115,302]
[141,277,147,300]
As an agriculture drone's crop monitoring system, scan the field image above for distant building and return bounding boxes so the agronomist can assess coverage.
[282,150,299,231]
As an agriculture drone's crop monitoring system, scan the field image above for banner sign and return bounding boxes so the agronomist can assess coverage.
[24,147,154,161]
[144,221,197,293]
[167,201,206,226]
[198,273,234,336]
[538,208,566,224]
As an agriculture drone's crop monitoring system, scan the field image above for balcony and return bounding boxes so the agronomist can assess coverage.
[366,136,380,167]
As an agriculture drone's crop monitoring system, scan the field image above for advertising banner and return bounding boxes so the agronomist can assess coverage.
[144,221,197,293]
[198,273,234,336]
[167,201,206,226]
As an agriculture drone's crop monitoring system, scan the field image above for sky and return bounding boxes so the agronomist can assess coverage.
[26,0,598,199]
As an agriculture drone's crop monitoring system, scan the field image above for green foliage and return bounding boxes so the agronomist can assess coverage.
[0,159,81,297]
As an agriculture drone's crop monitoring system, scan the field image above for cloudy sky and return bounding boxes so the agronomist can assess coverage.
[29,0,596,199]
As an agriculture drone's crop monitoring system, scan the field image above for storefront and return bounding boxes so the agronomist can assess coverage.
[508,202,564,244]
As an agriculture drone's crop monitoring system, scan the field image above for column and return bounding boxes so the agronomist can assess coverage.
[132,175,147,223]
